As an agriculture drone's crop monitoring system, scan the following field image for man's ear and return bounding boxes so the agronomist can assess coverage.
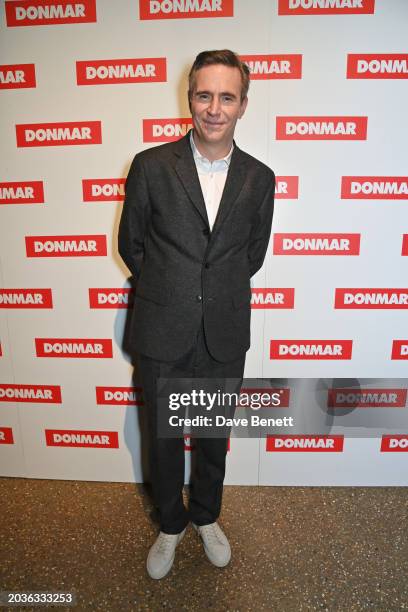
[239,96,248,119]
[187,90,192,113]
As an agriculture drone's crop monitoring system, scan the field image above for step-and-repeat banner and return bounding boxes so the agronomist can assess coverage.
[1,0,407,485]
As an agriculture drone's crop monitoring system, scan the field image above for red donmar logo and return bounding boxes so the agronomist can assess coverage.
[82,179,125,202]
[276,116,367,140]
[391,341,408,360]
[240,55,302,79]
[0,289,53,308]
[341,177,408,199]
[347,54,408,79]
[328,388,407,408]
[270,340,353,359]
[89,288,134,309]
[335,289,408,309]
[251,288,295,309]
[0,181,44,205]
[0,64,36,89]
[143,118,193,142]
[278,0,374,14]
[381,435,408,452]
[0,427,14,444]
[139,0,233,19]
[266,435,344,452]
[45,429,118,448]
[0,384,62,403]
[35,338,113,358]
[275,176,299,199]
[16,122,102,147]
[25,235,107,257]
[403,235,408,256]
[95,386,144,406]
[273,233,360,255]
[5,0,97,26]
[76,58,166,85]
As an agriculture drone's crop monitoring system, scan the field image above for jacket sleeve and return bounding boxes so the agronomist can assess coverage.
[248,170,275,278]
[118,155,150,280]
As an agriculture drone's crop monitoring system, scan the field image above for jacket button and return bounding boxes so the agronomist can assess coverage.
[204,263,210,269]
[202,228,210,236]
[196,295,202,302]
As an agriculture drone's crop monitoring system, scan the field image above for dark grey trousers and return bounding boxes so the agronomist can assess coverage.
[137,320,246,534]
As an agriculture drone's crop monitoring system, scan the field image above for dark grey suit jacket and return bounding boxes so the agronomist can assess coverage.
[118,129,275,362]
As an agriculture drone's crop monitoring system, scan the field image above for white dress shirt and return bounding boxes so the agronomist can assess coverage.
[190,131,233,231]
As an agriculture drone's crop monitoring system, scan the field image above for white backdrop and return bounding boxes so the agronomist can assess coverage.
[1,0,407,485]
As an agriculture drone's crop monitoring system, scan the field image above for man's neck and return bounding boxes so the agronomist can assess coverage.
[192,130,233,162]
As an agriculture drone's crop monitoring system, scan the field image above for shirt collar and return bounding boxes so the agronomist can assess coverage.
[190,130,234,168]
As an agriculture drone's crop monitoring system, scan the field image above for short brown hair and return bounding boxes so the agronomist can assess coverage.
[188,49,250,103]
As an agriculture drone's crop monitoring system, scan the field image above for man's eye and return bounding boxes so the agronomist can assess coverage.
[222,96,233,103]
[198,93,210,101]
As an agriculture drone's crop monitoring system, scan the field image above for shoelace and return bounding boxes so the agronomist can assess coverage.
[200,524,223,546]
[156,533,177,554]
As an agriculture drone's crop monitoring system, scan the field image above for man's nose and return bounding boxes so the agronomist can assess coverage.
[207,96,221,115]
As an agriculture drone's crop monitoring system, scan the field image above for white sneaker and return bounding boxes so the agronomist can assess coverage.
[193,522,231,567]
[146,528,186,579]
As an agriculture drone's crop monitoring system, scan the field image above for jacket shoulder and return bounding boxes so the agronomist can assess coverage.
[128,138,184,169]
[239,149,275,180]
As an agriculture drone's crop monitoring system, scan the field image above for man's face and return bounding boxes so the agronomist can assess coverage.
[189,64,248,152]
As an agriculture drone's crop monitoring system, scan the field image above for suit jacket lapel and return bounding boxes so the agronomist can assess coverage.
[211,145,246,234]
[173,132,209,228]
[172,130,247,233]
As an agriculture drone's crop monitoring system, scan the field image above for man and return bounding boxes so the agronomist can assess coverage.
[118,49,275,579]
